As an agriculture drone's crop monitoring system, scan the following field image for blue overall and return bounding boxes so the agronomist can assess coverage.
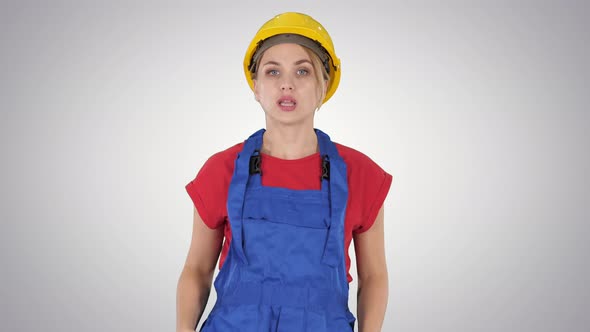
[200,129,356,332]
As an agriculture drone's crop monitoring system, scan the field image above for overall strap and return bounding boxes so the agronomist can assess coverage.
[316,129,349,267]
[227,129,264,265]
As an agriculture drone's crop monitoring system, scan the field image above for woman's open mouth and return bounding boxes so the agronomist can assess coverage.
[277,97,297,112]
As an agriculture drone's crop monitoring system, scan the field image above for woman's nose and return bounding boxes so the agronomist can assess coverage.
[280,77,294,91]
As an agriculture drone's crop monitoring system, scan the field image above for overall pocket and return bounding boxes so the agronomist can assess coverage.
[199,305,260,332]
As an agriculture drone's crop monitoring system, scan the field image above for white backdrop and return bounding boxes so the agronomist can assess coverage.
[1,1,589,331]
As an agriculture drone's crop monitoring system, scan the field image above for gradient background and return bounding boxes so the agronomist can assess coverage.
[1,1,588,331]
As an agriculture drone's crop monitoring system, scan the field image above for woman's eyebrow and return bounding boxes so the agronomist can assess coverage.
[262,59,312,67]
[262,60,280,67]
[294,59,312,65]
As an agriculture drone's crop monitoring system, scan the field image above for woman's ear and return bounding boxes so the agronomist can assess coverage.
[319,79,328,106]
[253,79,260,102]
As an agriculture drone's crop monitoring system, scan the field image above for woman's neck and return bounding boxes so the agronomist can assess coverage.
[261,125,318,160]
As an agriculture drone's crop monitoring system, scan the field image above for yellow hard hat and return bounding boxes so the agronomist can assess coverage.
[244,12,341,104]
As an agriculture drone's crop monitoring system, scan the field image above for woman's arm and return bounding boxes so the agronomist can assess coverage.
[354,205,388,332]
[176,208,224,332]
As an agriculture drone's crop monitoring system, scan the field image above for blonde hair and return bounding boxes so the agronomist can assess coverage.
[251,44,330,111]
[302,47,329,111]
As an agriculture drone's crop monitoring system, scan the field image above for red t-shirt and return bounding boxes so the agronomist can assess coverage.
[186,141,392,283]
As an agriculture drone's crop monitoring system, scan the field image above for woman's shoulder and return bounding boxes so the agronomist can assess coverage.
[201,142,244,170]
[333,142,393,233]
[334,142,383,171]
[333,141,393,189]
[198,142,244,176]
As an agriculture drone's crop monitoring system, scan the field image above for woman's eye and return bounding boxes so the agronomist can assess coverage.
[297,69,309,75]
[267,69,279,76]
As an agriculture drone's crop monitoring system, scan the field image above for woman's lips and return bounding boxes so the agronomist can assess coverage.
[277,96,297,112]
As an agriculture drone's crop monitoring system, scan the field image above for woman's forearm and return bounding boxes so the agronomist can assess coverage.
[357,273,389,332]
[176,266,213,332]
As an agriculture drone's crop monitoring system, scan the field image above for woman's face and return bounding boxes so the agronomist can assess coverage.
[253,43,323,128]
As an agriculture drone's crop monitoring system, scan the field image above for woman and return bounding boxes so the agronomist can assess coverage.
[177,12,392,332]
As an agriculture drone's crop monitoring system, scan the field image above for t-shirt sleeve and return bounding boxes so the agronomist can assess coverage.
[185,150,236,229]
[355,167,392,234]
[348,150,393,234]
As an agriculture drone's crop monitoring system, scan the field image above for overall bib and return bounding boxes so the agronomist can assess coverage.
[200,129,356,332]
